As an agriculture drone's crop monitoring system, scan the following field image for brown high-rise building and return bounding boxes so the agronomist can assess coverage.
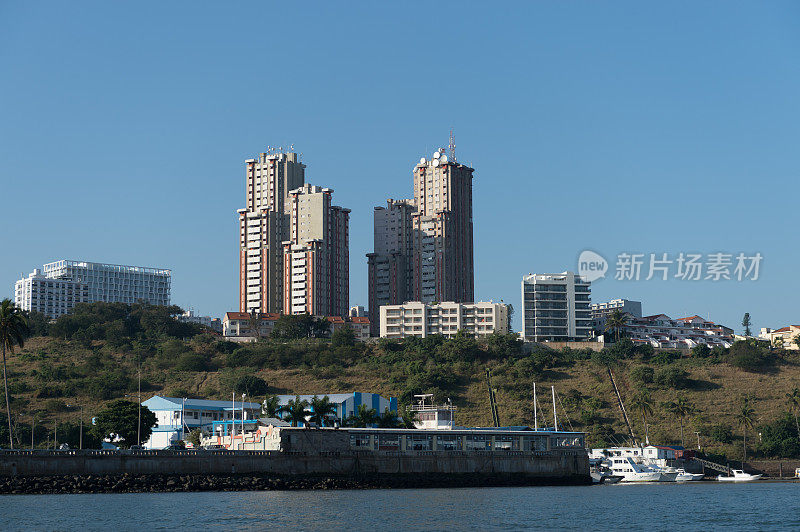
[411,149,474,303]
[367,147,475,330]
[237,150,305,313]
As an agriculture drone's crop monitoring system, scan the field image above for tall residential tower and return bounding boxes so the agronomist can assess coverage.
[282,184,350,317]
[367,145,475,327]
[237,150,305,313]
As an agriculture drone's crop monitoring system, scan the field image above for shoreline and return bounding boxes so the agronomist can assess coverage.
[0,472,591,495]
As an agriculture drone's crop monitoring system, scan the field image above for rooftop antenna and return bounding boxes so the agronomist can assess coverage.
[449,128,456,161]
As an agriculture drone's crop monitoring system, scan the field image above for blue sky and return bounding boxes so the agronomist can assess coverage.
[1,2,798,332]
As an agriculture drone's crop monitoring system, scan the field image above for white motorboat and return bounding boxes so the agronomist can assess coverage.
[717,469,762,482]
[674,468,704,481]
[604,456,673,482]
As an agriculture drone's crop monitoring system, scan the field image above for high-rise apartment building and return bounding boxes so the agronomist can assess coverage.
[411,149,474,303]
[282,184,350,317]
[14,260,171,319]
[367,145,475,329]
[366,199,414,336]
[521,271,592,342]
[237,150,305,313]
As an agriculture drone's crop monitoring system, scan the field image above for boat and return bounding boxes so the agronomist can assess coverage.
[590,459,624,484]
[603,456,674,482]
[717,469,762,482]
[674,468,704,481]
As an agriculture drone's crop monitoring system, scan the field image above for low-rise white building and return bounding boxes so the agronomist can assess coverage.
[141,395,262,449]
[623,314,734,349]
[222,312,281,341]
[380,301,509,339]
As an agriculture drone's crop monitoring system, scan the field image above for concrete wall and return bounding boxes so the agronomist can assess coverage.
[0,449,588,480]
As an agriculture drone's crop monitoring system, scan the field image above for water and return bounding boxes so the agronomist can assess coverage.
[3,482,799,531]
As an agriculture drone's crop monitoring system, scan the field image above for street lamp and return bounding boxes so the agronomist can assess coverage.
[241,393,246,450]
[66,403,84,450]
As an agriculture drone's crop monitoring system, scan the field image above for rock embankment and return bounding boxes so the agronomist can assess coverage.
[0,473,588,495]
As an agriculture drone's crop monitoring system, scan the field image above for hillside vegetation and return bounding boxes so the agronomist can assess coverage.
[3,303,800,461]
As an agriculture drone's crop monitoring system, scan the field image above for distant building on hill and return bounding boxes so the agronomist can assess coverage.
[380,301,509,339]
[760,325,800,349]
[521,272,592,342]
[591,298,642,333]
[620,314,734,349]
[14,259,171,319]
[222,312,372,342]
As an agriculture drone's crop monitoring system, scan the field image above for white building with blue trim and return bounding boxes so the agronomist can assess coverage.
[141,396,262,449]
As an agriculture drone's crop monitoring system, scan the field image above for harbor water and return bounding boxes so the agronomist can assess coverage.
[3,481,799,530]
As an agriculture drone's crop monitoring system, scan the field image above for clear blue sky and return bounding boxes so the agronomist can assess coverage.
[2,2,798,333]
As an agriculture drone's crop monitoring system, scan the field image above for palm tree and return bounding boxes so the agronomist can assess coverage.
[262,395,281,418]
[282,396,310,427]
[787,388,800,443]
[604,310,627,343]
[629,390,654,445]
[0,299,28,449]
[346,404,378,428]
[734,396,756,463]
[309,395,337,427]
[667,395,694,446]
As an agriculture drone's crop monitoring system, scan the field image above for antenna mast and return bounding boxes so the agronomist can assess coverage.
[449,128,456,161]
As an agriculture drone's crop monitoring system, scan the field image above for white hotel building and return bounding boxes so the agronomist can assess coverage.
[522,271,592,342]
[14,260,171,319]
[380,301,509,339]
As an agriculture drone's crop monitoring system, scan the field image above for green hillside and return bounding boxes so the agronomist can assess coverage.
[2,303,800,461]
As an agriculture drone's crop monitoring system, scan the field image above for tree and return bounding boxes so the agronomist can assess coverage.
[262,395,281,418]
[629,390,654,445]
[346,404,378,428]
[666,395,694,446]
[401,407,419,429]
[282,396,310,427]
[734,396,756,462]
[785,388,800,444]
[794,336,800,350]
[188,428,202,448]
[377,409,403,428]
[742,313,752,337]
[234,375,269,397]
[0,299,28,448]
[331,326,355,348]
[604,310,627,343]
[271,314,330,339]
[247,310,263,340]
[90,399,157,448]
[309,395,337,427]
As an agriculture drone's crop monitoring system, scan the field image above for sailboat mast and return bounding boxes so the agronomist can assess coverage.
[533,382,538,431]
[551,386,558,432]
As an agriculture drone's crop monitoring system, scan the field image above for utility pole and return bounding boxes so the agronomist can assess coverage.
[67,403,84,450]
[30,412,36,450]
[694,431,701,451]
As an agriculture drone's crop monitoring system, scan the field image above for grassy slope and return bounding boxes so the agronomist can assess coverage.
[6,336,800,458]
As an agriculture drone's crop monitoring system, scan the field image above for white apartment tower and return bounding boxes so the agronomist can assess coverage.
[521,271,592,342]
[237,150,305,313]
[282,184,350,317]
[14,260,171,319]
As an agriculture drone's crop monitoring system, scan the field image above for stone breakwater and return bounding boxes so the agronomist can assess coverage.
[0,472,590,495]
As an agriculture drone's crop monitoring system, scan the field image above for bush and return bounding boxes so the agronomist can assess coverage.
[691,344,711,358]
[654,367,689,389]
[709,424,733,444]
[234,375,269,396]
[727,341,771,372]
[758,414,800,458]
[175,353,209,372]
[629,365,654,385]
[651,351,681,365]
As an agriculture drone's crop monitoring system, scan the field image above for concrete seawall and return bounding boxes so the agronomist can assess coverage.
[0,449,589,492]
